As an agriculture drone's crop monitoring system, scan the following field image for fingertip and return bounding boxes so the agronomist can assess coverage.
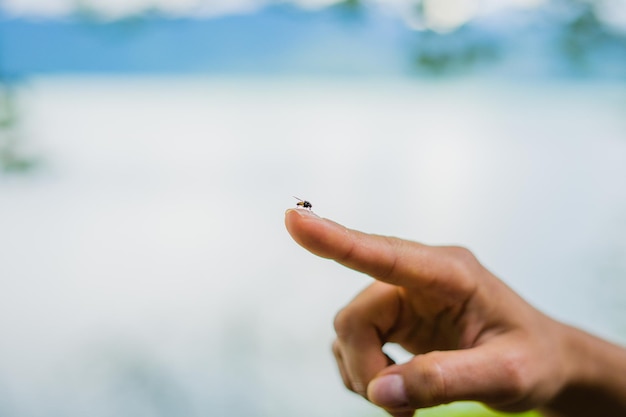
[284,208,404,282]
[284,208,322,242]
[368,374,410,409]
[368,373,416,417]
[284,208,350,259]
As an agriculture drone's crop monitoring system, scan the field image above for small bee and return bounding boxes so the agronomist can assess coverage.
[293,196,313,210]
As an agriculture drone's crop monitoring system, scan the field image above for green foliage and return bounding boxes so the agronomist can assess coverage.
[337,0,361,10]
[558,4,626,73]
[0,83,38,175]
[412,29,500,76]
[371,402,543,417]
[408,0,626,75]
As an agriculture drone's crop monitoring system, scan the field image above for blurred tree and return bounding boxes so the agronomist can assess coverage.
[401,0,504,75]
[337,0,361,12]
[405,0,626,76]
[0,23,38,175]
[557,1,626,74]
[329,0,365,21]
[411,27,500,75]
[0,83,37,174]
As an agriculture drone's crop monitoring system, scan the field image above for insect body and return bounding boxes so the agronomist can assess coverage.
[293,196,313,210]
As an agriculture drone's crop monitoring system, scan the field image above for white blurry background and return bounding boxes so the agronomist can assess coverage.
[0,75,625,417]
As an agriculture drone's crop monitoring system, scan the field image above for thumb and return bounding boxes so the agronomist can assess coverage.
[367,346,522,410]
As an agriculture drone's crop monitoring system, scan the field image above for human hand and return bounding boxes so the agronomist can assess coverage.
[284,208,573,416]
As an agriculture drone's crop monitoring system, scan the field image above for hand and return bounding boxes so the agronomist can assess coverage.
[284,209,626,417]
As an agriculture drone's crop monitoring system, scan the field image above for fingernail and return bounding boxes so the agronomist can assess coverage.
[286,208,320,218]
[367,374,408,407]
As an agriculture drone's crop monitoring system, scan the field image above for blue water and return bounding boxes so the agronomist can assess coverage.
[0,6,406,76]
[1,4,625,79]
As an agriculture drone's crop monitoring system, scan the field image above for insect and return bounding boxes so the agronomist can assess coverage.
[293,196,313,210]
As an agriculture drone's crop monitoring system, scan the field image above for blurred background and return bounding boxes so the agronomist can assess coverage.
[0,1,625,416]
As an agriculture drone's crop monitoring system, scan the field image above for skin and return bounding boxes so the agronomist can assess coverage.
[284,208,626,417]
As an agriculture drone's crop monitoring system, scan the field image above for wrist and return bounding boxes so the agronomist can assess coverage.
[541,323,626,417]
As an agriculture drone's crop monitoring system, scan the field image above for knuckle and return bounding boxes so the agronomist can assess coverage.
[447,246,479,271]
[411,353,448,407]
[343,379,354,392]
[378,236,401,282]
[340,378,351,391]
[498,351,533,400]
[333,307,356,339]
[423,246,481,298]
[444,245,482,289]
[351,380,367,397]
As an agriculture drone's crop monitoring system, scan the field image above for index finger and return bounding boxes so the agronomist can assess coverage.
[284,208,473,289]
